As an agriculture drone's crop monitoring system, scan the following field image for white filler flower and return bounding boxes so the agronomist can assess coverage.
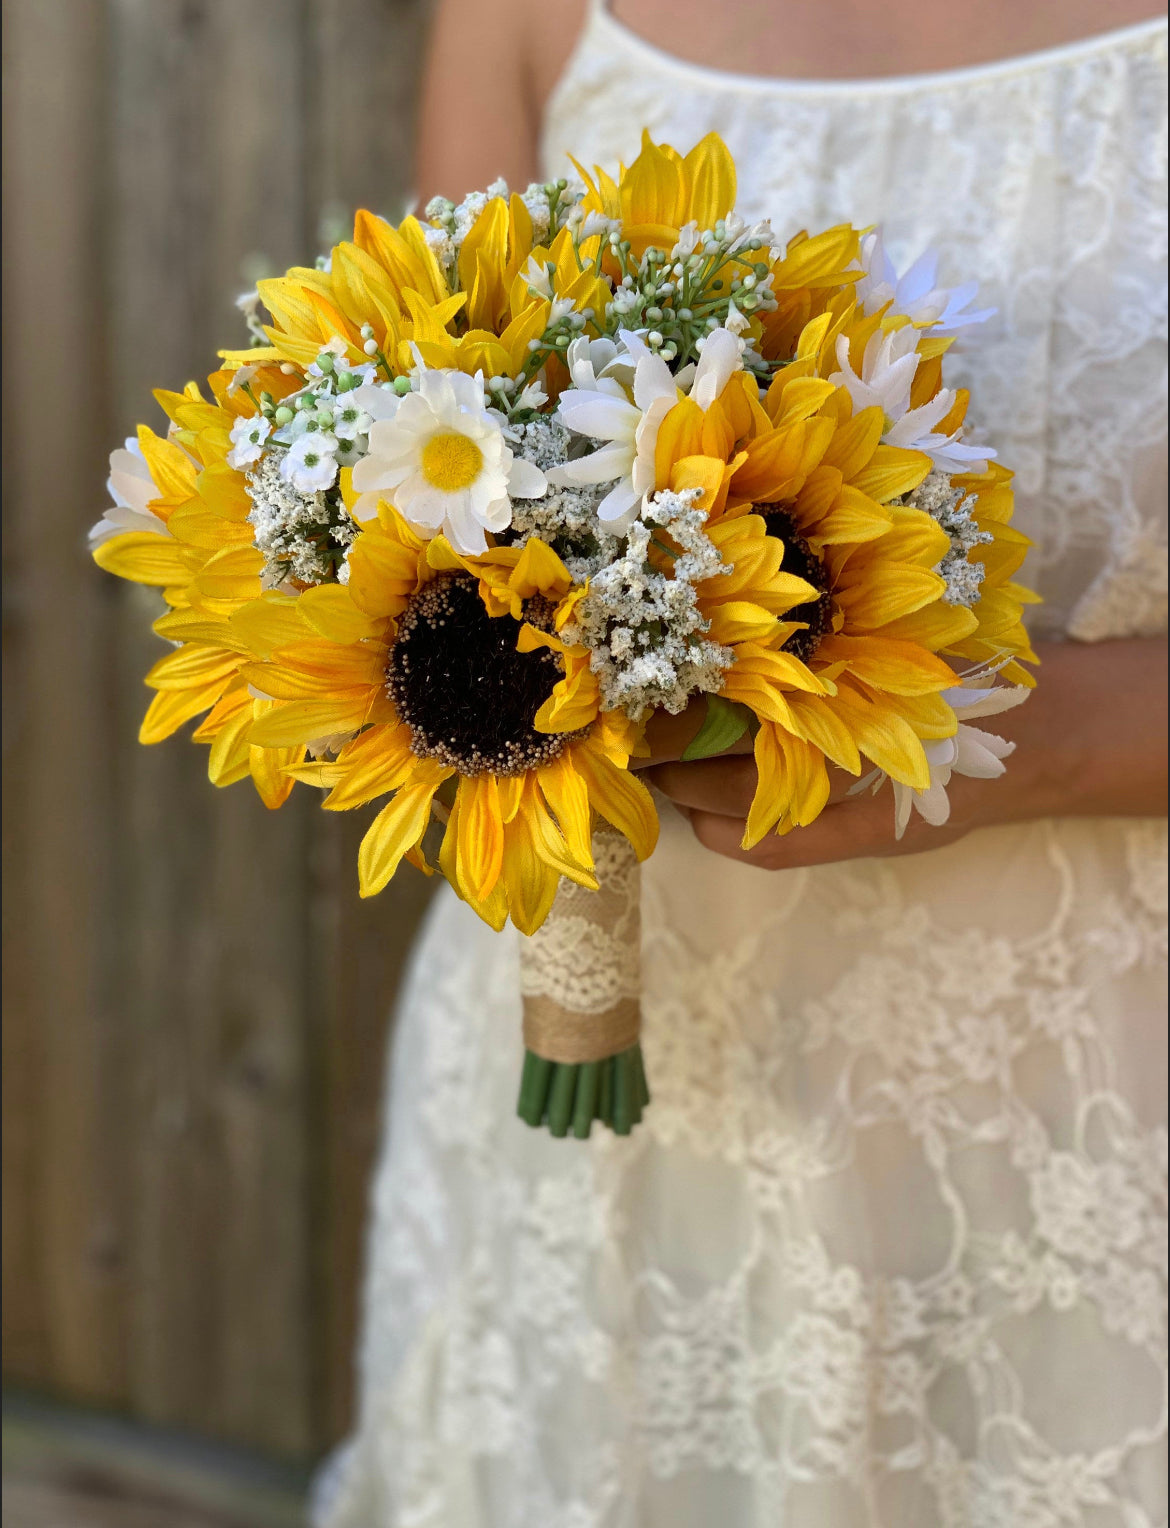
[350,367,547,554]
[226,412,272,469]
[280,431,339,493]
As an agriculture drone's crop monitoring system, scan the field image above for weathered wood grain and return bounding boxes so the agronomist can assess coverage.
[2,0,131,1408]
[107,0,320,1456]
[3,0,431,1459]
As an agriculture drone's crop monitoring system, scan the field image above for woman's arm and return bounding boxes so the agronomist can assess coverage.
[644,637,1169,871]
[414,0,584,205]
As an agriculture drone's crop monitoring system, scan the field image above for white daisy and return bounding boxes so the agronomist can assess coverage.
[548,330,679,531]
[854,678,1030,837]
[856,230,996,334]
[280,431,339,493]
[829,330,994,475]
[226,412,272,469]
[550,325,746,531]
[349,366,547,554]
[89,437,172,547]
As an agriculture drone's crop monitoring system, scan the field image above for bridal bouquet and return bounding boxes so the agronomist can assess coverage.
[92,132,1037,1138]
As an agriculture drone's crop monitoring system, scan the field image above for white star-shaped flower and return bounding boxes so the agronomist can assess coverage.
[226,412,272,469]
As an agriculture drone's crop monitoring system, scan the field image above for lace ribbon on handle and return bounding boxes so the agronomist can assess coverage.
[519,829,642,1064]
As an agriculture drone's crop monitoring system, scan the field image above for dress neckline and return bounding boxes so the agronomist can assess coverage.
[588,4,1167,97]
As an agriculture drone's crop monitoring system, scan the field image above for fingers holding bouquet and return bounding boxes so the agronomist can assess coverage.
[639,676,1030,869]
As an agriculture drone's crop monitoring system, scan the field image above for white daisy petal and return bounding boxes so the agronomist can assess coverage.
[547,443,634,487]
[596,480,641,529]
[350,383,401,423]
[631,351,678,411]
[689,327,743,410]
[556,392,640,442]
[506,455,548,498]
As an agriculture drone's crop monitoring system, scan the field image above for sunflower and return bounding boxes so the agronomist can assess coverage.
[574,130,739,260]
[90,369,307,807]
[221,196,609,399]
[637,330,984,844]
[237,504,657,933]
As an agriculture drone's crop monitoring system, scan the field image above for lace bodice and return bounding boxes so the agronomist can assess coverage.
[316,14,1168,1528]
[545,11,1169,643]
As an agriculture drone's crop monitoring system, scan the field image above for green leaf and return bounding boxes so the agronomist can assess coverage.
[680,695,752,762]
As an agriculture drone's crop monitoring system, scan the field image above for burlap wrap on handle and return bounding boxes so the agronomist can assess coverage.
[519,829,642,1064]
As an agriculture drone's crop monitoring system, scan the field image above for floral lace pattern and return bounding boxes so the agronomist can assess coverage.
[519,832,642,1016]
[316,15,1167,1527]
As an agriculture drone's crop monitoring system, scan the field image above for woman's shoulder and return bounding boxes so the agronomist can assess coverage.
[525,0,591,117]
[416,0,588,196]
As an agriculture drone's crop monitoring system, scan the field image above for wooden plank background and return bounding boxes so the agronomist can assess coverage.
[2,0,432,1459]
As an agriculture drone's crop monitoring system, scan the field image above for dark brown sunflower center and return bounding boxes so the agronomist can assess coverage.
[386,574,582,776]
[760,508,835,663]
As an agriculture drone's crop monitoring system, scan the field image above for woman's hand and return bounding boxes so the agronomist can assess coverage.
[637,637,1168,871]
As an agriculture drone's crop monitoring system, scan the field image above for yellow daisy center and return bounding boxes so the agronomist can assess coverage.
[421,431,483,492]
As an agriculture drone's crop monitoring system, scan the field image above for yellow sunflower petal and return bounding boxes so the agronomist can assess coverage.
[502,814,563,937]
[743,723,793,847]
[358,773,443,897]
[456,773,505,902]
[832,682,931,789]
[248,738,302,810]
[704,601,781,646]
[816,635,956,695]
[784,693,862,775]
[323,723,417,809]
[93,532,189,587]
[682,132,736,229]
[297,583,385,644]
[144,645,240,691]
[536,752,594,868]
[138,681,225,744]
[570,742,659,861]
[247,695,386,747]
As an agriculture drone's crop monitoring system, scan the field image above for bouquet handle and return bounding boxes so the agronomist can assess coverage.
[517,829,649,1137]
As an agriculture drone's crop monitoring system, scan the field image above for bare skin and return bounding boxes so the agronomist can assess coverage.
[417,0,1165,198]
[415,0,1169,868]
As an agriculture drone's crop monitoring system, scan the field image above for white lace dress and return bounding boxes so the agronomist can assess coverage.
[316,12,1169,1526]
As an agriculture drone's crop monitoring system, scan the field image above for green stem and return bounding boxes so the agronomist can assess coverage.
[547,1064,577,1137]
[517,1052,553,1126]
[516,1044,651,1138]
[573,1062,601,1139]
[611,1051,635,1136]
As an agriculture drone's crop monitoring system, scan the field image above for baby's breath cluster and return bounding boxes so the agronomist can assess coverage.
[560,488,733,721]
[245,453,357,589]
[901,471,995,607]
[228,338,387,490]
[506,419,618,575]
[226,337,389,587]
